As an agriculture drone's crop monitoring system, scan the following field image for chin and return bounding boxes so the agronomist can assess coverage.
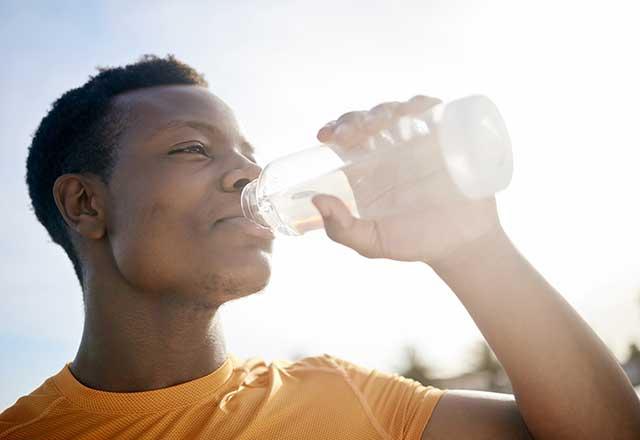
[198,252,272,305]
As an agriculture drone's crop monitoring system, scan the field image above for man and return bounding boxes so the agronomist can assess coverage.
[1,54,638,439]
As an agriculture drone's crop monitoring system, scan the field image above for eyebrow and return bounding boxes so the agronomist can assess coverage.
[155,119,256,157]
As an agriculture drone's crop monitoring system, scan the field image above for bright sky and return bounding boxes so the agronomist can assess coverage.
[2,0,640,409]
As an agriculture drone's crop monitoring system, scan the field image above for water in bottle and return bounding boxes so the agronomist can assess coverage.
[241,95,513,236]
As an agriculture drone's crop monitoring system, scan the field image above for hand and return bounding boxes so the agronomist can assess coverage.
[311,95,503,266]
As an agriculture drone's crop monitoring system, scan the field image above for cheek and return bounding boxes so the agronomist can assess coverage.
[108,182,206,293]
[105,162,271,296]
[105,155,222,291]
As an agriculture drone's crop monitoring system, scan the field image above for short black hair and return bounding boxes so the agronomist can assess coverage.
[26,54,208,285]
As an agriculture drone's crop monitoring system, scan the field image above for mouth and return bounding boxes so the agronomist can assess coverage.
[215,216,275,240]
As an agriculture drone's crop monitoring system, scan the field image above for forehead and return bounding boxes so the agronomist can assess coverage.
[113,85,241,146]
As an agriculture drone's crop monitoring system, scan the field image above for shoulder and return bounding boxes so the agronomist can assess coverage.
[268,353,378,374]
[232,353,354,377]
[256,353,389,386]
[283,353,442,395]
[255,353,443,396]
[276,354,445,417]
[0,377,65,436]
[285,354,445,440]
[229,353,354,389]
[229,353,400,402]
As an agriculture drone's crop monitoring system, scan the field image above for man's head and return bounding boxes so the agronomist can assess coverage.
[26,55,272,306]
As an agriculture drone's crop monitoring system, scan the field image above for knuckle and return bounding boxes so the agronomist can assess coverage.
[408,95,442,109]
[333,113,370,146]
[408,94,431,103]
[337,111,366,126]
[370,101,400,116]
[410,94,440,103]
[396,95,442,116]
[333,123,355,142]
[366,102,401,132]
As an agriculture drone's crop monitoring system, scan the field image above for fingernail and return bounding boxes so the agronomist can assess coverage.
[318,123,336,141]
[322,121,337,132]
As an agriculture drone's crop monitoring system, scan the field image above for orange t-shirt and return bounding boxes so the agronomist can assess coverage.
[0,354,445,440]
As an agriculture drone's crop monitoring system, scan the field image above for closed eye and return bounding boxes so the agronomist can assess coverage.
[169,143,209,157]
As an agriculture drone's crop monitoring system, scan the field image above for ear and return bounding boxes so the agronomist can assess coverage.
[52,174,107,240]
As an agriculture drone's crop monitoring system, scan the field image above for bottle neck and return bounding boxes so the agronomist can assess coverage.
[240,179,269,229]
[241,178,301,236]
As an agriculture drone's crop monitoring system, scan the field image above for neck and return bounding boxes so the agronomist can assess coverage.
[70,276,227,393]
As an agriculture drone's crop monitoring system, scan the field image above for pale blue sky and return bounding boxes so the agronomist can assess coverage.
[2,0,640,410]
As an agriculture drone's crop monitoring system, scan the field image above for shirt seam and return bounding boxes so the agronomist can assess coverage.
[322,356,394,440]
[406,388,448,440]
[0,395,66,439]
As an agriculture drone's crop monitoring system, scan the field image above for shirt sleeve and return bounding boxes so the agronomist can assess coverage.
[324,354,446,440]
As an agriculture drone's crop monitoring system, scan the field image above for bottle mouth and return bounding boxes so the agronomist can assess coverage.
[241,179,270,229]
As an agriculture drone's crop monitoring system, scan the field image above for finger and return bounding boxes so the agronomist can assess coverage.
[363,101,402,134]
[317,111,369,146]
[311,194,382,258]
[332,111,369,147]
[317,120,337,142]
[397,95,443,116]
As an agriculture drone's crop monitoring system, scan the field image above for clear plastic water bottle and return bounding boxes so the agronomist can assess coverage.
[241,95,513,236]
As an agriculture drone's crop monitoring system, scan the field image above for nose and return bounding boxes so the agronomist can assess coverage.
[221,162,262,192]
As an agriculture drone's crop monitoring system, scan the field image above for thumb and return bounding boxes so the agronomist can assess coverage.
[311,194,381,258]
[312,194,353,229]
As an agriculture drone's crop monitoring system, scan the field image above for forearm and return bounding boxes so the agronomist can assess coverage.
[429,225,640,439]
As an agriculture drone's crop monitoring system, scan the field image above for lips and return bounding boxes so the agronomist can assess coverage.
[215,216,275,239]
[215,215,243,224]
[214,208,244,222]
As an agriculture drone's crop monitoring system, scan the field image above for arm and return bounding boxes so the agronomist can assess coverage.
[422,226,640,439]
[313,96,640,439]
